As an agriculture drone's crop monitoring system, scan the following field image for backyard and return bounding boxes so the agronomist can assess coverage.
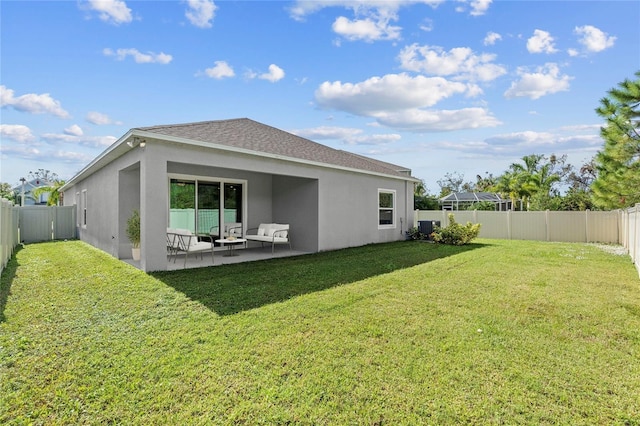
[1,239,639,424]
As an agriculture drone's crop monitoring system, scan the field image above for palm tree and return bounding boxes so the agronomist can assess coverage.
[32,180,65,206]
[495,172,521,211]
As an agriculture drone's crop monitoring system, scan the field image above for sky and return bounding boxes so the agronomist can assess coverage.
[1,0,638,194]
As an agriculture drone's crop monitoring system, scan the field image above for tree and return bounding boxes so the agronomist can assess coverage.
[414,179,439,210]
[0,183,15,202]
[436,172,471,197]
[472,172,497,192]
[32,180,65,206]
[592,71,640,209]
[494,172,522,211]
[501,154,566,210]
[28,169,59,184]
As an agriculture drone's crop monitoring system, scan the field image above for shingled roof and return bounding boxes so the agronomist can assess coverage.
[135,118,414,179]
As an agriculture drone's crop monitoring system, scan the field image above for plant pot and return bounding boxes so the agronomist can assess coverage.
[132,247,141,261]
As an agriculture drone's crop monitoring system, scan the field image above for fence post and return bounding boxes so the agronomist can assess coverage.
[545,210,550,241]
[585,209,590,243]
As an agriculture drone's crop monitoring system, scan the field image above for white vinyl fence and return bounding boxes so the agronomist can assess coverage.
[622,204,640,276]
[1,198,20,275]
[416,206,640,276]
[18,206,77,244]
[0,204,77,275]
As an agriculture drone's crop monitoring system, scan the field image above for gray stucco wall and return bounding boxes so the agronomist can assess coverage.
[63,138,415,271]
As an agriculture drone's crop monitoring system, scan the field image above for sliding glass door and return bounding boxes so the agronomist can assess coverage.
[169,177,244,239]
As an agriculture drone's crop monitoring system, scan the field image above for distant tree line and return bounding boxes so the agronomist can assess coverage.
[415,71,640,212]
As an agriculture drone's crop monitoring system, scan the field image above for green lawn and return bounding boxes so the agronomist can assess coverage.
[1,239,639,425]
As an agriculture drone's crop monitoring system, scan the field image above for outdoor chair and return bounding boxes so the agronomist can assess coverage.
[167,228,214,268]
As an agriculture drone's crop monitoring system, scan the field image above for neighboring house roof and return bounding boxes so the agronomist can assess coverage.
[439,192,509,203]
[12,178,53,193]
[135,118,415,179]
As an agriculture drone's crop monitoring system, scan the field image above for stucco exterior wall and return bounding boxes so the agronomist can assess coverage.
[63,137,415,271]
[63,149,142,259]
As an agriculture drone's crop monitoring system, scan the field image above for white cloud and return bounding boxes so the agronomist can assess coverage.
[50,150,97,163]
[567,48,579,57]
[289,1,445,41]
[504,63,572,100]
[315,73,499,132]
[85,0,132,25]
[574,25,616,52]
[64,125,84,136]
[420,18,433,32]
[291,126,401,145]
[185,0,217,28]
[398,44,507,82]
[203,61,235,79]
[469,0,492,16]
[103,48,173,64]
[527,29,558,54]
[0,85,71,119]
[0,124,36,143]
[86,111,123,125]
[316,73,471,115]
[41,132,117,148]
[0,144,42,160]
[293,126,363,140]
[289,1,445,21]
[332,15,401,42]
[483,31,502,46]
[433,128,602,159]
[374,107,501,132]
[259,64,285,82]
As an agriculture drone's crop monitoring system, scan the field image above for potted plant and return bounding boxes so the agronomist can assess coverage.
[126,209,141,261]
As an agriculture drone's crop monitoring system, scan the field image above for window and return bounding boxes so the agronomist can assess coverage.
[75,192,80,227]
[378,189,395,228]
[168,175,245,238]
[81,190,87,227]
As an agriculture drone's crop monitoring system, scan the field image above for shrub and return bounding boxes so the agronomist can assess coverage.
[406,226,427,240]
[431,213,480,245]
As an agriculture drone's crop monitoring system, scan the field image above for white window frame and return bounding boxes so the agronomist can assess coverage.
[167,173,248,236]
[81,190,88,228]
[378,189,396,229]
[75,192,80,227]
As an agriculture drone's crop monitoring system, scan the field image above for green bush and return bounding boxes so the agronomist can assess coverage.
[406,226,427,240]
[431,213,480,245]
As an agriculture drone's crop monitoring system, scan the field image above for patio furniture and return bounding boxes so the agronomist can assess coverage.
[215,237,247,256]
[245,223,291,253]
[167,228,214,268]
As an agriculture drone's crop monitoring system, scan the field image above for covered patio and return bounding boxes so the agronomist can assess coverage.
[124,245,311,271]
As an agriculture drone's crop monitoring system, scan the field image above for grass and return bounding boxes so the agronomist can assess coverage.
[1,239,639,425]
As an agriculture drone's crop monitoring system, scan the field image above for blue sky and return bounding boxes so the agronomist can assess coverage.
[1,0,638,193]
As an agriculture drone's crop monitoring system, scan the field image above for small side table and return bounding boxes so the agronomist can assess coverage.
[214,238,247,256]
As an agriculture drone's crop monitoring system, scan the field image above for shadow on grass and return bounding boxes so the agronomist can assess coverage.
[0,245,22,323]
[151,241,486,316]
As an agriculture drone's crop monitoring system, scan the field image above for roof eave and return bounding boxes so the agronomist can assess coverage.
[61,128,419,192]
[133,130,420,182]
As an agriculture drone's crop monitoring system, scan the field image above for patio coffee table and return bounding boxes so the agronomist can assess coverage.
[214,238,247,256]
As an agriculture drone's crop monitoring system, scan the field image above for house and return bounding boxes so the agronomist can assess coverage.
[13,178,52,206]
[60,118,419,272]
